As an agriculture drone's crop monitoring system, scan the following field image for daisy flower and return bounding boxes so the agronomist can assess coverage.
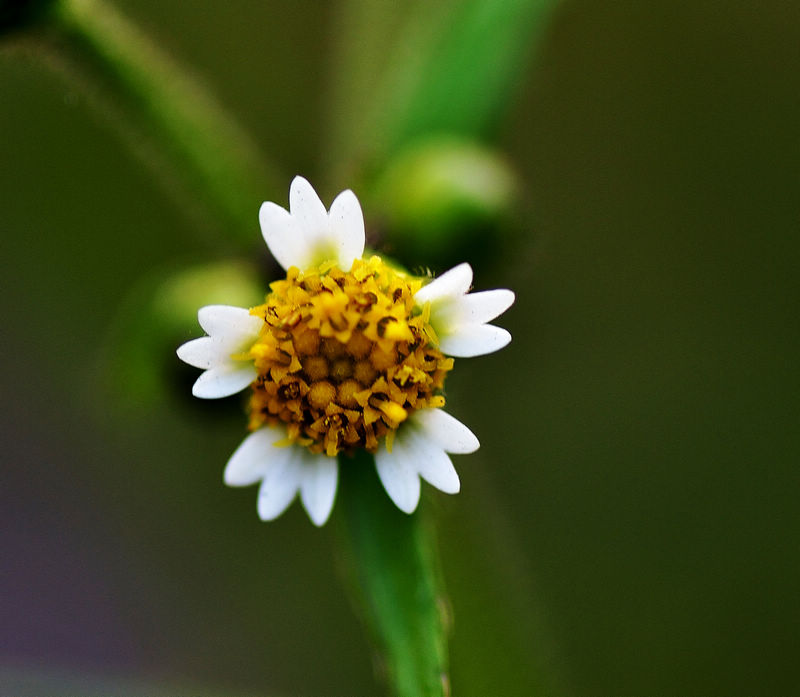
[177,176,514,525]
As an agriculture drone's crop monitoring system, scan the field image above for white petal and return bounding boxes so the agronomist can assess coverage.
[259,201,306,271]
[328,189,365,271]
[414,263,473,305]
[375,441,421,514]
[298,452,338,526]
[224,426,288,486]
[198,305,261,338]
[413,408,480,454]
[257,447,303,521]
[438,324,511,358]
[176,336,222,369]
[407,430,460,495]
[457,289,515,325]
[289,175,329,241]
[191,363,256,398]
[179,331,256,367]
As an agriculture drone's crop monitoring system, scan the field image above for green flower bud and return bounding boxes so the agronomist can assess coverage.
[101,260,264,411]
[372,137,519,270]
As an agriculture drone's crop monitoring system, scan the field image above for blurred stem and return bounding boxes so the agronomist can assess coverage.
[47,0,282,246]
[322,0,431,178]
[338,451,450,697]
[374,0,560,151]
[328,0,560,185]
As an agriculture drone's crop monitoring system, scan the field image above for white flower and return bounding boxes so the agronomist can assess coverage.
[176,305,263,398]
[259,175,365,272]
[177,176,515,525]
[414,263,515,358]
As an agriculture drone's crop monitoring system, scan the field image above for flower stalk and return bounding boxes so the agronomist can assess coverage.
[337,450,450,697]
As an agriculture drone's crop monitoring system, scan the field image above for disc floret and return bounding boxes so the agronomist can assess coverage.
[245,256,453,457]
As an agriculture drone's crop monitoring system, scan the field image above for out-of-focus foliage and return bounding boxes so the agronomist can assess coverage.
[51,0,283,245]
[328,0,560,172]
[104,261,263,409]
[372,0,560,154]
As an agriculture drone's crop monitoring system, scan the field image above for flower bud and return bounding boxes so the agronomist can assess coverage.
[103,260,263,410]
[373,137,518,269]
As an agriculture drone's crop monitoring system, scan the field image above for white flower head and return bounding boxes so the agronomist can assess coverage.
[177,177,514,525]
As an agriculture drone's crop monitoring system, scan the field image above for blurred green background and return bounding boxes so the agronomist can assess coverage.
[2,1,799,695]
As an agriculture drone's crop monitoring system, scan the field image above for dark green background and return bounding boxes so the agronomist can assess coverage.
[2,1,799,695]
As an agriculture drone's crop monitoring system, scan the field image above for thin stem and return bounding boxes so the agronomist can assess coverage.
[48,0,283,247]
[337,451,450,697]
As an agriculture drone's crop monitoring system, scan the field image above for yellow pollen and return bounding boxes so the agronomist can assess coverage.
[376,400,408,424]
[245,256,453,455]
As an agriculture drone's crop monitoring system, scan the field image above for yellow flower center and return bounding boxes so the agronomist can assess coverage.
[245,256,453,456]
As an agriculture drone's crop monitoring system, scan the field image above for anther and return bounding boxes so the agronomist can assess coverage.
[376,316,396,338]
[377,399,408,424]
[275,349,293,366]
[283,310,302,328]
[278,382,301,401]
[324,413,345,430]
[354,291,377,307]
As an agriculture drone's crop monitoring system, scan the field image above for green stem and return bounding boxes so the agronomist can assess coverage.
[327,0,561,184]
[337,451,450,697]
[47,0,283,246]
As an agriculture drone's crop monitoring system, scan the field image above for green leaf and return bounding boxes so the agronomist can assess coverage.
[337,451,450,697]
[329,0,560,175]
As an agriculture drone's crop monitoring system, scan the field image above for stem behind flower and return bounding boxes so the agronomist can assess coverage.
[48,0,283,247]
